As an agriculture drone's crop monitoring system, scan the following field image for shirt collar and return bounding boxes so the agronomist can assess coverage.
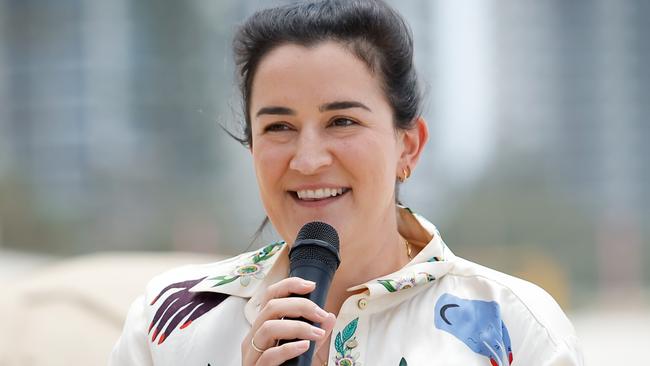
[345,206,455,296]
[188,206,456,324]
[188,240,290,298]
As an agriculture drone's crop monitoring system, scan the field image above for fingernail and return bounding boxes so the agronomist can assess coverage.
[296,340,310,351]
[315,306,329,318]
[303,280,316,287]
[312,326,326,337]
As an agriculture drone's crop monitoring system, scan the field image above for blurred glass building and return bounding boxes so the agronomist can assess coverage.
[0,0,648,311]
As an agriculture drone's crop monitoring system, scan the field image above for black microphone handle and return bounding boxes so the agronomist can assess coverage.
[280,260,335,366]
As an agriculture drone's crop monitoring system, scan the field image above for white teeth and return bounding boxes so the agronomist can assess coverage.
[296,188,347,200]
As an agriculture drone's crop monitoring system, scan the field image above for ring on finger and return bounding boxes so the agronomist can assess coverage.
[251,336,267,353]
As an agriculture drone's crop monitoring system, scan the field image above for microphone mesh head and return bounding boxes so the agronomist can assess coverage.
[290,221,340,275]
[296,221,339,250]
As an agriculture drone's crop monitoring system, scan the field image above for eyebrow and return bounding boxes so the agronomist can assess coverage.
[255,100,371,117]
[319,100,372,113]
[255,106,295,117]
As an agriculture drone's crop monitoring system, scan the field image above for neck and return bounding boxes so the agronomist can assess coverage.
[311,219,408,366]
[322,214,408,316]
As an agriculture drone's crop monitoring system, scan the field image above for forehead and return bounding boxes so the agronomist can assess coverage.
[250,41,387,110]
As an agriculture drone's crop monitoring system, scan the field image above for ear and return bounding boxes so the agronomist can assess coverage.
[398,116,429,174]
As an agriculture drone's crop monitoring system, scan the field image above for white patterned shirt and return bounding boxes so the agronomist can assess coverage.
[110,207,583,366]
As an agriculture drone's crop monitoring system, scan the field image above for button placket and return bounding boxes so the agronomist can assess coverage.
[328,294,371,366]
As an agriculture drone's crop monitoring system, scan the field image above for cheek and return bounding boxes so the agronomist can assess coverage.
[252,143,288,195]
[339,137,398,192]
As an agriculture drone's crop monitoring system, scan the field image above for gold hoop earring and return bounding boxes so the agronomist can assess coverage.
[398,166,411,183]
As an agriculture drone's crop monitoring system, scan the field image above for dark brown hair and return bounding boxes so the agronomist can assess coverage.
[231,0,422,148]
[231,0,422,242]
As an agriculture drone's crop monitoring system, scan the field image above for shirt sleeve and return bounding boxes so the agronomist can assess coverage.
[541,335,584,366]
[108,295,153,366]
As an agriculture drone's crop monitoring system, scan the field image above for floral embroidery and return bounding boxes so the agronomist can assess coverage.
[377,272,435,292]
[209,241,284,287]
[333,317,361,366]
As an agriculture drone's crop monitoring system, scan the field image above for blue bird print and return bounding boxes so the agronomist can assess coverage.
[434,293,514,366]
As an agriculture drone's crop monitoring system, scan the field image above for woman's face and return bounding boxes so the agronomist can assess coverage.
[249,41,407,246]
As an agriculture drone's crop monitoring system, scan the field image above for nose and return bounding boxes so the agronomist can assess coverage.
[288,128,332,175]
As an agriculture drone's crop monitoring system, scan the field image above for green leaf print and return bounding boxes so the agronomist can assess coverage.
[210,275,238,287]
[335,332,344,355]
[252,241,283,263]
[378,279,397,292]
[341,317,358,344]
[399,357,408,366]
[334,317,359,356]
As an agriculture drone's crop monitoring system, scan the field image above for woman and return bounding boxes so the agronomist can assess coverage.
[110,1,583,365]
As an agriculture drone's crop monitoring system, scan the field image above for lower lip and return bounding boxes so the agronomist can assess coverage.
[291,190,350,208]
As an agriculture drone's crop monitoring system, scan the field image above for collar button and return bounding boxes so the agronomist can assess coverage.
[357,298,368,310]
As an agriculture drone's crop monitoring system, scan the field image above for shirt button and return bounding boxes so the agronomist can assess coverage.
[357,298,368,310]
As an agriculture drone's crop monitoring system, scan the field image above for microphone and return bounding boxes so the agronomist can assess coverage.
[280,221,341,366]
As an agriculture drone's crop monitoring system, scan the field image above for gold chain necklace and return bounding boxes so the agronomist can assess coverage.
[404,236,413,260]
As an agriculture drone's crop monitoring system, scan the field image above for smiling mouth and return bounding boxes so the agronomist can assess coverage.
[290,188,351,201]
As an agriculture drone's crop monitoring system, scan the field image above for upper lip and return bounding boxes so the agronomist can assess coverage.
[288,184,350,191]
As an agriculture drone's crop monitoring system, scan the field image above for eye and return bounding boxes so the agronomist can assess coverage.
[264,122,292,132]
[330,117,358,127]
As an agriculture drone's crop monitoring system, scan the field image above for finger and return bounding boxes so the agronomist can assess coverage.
[241,333,260,366]
[155,300,201,344]
[314,312,336,352]
[256,340,310,366]
[252,297,329,331]
[255,319,326,350]
[178,292,228,329]
[148,291,183,336]
[259,277,315,308]
[149,276,206,305]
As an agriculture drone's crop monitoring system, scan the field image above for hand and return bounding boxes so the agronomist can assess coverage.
[241,277,337,366]
[148,276,229,345]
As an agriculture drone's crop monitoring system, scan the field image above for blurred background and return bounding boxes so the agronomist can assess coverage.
[0,0,648,364]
